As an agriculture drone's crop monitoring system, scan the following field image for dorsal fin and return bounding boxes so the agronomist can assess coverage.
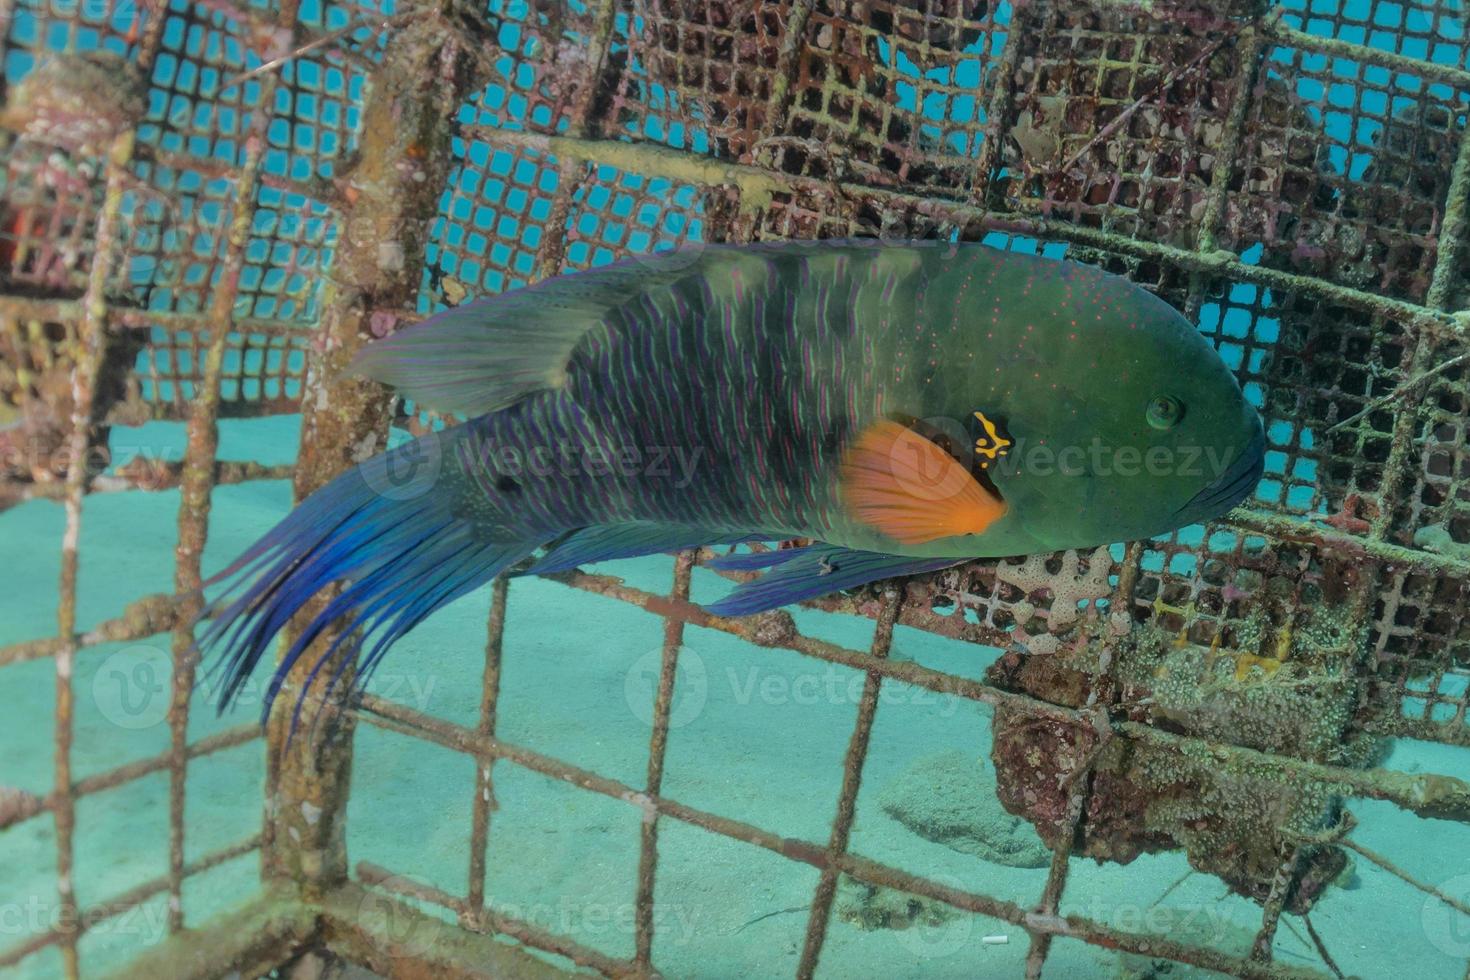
[350,239,944,418]
[350,252,701,417]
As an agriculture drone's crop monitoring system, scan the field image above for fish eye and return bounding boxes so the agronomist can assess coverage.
[1146,395,1185,430]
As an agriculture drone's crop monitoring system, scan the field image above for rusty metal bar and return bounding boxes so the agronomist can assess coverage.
[539,571,1470,821]
[0,461,293,512]
[355,864,634,978]
[109,308,315,335]
[1022,551,1136,978]
[323,879,578,980]
[1425,73,1470,319]
[97,884,315,980]
[632,551,694,969]
[262,3,491,895]
[0,300,311,339]
[165,59,283,932]
[1336,835,1470,919]
[49,121,139,980]
[1194,14,1320,966]
[1196,18,1270,254]
[0,834,264,972]
[1252,845,1303,961]
[467,126,1464,344]
[1367,714,1470,749]
[1228,509,1470,578]
[0,723,259,834]
[794,587,901,979]
[349,694,1327,980]
[467,575,510,910]
[756,0,817,156]
[969,0,1030,207]
[0,593,185,669]
[1267,20,1470,91]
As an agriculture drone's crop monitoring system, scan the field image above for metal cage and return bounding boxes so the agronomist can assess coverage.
[1,0,1469,976]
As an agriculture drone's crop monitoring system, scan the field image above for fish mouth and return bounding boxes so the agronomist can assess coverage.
[1175,424,1265,525]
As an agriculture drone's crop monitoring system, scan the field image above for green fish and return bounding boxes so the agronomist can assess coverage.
[199,240,1263,722]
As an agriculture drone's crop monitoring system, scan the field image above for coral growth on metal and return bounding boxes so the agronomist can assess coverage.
[1,0,1468,975]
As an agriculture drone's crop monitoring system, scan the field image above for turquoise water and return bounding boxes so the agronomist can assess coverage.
[3,416,1470,978]
[4,0,1470,976]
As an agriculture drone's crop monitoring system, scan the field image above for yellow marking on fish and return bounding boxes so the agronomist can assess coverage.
[973,411,1012,469]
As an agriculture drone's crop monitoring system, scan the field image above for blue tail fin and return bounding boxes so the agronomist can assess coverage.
[196,429,538,731]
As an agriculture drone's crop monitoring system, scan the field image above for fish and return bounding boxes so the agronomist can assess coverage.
[196,239,1264,722]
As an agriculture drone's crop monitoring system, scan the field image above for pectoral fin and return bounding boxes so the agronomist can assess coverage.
[838,419,1006,545]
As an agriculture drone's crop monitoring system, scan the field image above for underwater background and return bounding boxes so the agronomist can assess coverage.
[3,0,1470,977]
[3,417,1470,976]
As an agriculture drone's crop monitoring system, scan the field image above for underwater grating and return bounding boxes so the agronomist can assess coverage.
[1,0,1470,977]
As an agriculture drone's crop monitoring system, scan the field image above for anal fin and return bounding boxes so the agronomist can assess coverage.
[702,544,961,617]
[522,523,755,575]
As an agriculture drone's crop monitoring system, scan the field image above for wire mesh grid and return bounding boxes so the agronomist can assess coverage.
[1,0,1469,977]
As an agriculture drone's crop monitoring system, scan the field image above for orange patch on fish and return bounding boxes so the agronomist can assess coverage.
[839,419,1006,545]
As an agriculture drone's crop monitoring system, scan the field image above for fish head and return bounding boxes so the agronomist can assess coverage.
[974,265,1265,550]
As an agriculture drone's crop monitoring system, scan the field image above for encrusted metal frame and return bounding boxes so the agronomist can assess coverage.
[2,0,1469,977]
